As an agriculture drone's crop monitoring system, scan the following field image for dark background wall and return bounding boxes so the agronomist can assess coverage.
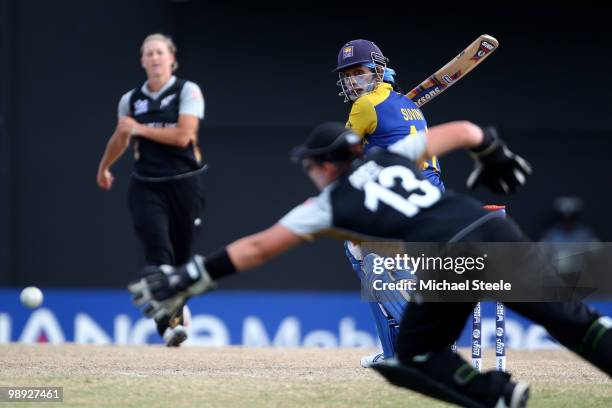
[0,1,610,289]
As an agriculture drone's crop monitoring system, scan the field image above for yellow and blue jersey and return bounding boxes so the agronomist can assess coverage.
[345,82,443,190]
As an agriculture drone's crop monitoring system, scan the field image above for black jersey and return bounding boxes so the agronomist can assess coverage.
[332,148,487,241]
[128,78,203,178]
[279,141,488,243]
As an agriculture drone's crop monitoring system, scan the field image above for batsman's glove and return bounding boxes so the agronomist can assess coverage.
[127,255,216,320]
[467,127,532,194]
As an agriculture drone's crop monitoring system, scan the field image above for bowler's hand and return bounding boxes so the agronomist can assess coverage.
[117,116,141,137]
[96,166,114,190]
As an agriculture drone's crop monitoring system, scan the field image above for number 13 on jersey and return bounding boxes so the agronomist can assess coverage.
[350,162,441,218]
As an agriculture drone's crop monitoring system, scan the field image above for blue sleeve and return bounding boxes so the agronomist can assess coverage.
[421,168,445,193]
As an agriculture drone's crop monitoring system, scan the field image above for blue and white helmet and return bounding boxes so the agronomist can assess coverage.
[334,39,389,102]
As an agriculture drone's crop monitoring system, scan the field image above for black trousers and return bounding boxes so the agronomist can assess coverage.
[396,216,602,363]
[128,173,206,268]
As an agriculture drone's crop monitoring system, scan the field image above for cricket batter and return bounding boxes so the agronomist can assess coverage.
[335,39,442,366]
[129,121,611,407]
[336,39,442,187]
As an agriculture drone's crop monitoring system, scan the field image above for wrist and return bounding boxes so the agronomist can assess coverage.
[180,254,217,296]
[470,126,499,156]
[204,248,238,280]
[131,123,141,137]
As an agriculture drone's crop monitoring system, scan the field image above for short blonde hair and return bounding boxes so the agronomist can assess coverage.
[141,33,179,71]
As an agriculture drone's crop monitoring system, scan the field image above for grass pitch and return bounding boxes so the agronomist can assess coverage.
[0,345,610,407]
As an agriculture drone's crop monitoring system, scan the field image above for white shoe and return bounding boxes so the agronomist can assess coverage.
[361,351,385,368]
[162,305,191,347]
[163,324,188,347]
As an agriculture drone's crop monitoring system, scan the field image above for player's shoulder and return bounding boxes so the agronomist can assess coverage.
[363,82,393,107]
[278,186,334,238]
[119,88,136,101]
[355,93,383,108]
[352,92,375,110]
[178,78,201,90]
[117,89,136,115]
[180,80,204,100]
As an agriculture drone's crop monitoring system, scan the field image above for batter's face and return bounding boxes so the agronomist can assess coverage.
[141,40,175,79]
[340,65,379,101]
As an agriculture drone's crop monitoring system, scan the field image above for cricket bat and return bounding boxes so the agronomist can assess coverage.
[406,34,499,107]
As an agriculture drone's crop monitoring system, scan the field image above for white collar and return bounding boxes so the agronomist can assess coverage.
[141,76,177,99]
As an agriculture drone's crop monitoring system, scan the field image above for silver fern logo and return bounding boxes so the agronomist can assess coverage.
[160,94,176,108]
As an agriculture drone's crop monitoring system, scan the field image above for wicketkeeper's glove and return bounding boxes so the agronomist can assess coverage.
[467,127,532,194]
[127,255,216,320]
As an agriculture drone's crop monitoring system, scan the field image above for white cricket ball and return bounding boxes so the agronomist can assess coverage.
[20,286,44,308]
